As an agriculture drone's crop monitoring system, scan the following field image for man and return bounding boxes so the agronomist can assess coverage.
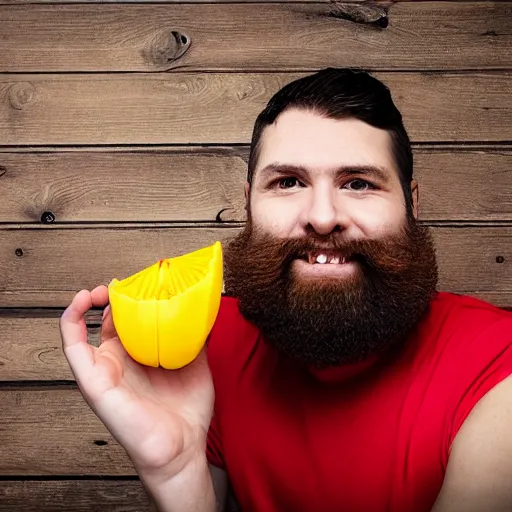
[60,68,512,512]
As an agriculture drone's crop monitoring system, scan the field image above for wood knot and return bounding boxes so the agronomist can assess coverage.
[146,30,191,68]
[8,82,36,110]
[40,211,56,224]
[237,85,254,101]
[327,2,389,28]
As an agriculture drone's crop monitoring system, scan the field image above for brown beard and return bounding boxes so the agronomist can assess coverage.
[222,217,438,368]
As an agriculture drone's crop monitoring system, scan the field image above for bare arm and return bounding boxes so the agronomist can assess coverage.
[432,375,512,512]
[143,463,227,512]
[59,287,222,512]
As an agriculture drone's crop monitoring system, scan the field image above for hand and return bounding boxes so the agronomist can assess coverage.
[60,285,214,477]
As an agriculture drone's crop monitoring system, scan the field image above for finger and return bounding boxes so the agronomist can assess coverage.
[60,289,93,350]
[91,284,109,308]
[60,289,97,383]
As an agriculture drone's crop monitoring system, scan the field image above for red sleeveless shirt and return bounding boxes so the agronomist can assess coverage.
[206,292,512,512]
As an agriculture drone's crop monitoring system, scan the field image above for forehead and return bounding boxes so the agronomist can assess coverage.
[255,108,399,179]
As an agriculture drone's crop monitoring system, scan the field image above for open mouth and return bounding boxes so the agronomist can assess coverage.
[293,250,359,278]
[302,251,353,265]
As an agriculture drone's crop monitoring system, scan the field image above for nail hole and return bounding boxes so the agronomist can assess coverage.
[15,248,23,257]
[40,211,56,224]
[496,256,505,264]
[181,35,188,45]
[93,440,108,446]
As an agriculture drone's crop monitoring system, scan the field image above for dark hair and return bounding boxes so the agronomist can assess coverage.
[247,68,414,212]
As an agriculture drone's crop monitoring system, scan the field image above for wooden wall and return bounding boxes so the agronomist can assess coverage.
[0,1,511,510]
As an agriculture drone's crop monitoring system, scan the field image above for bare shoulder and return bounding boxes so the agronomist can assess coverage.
[433,374,512,512]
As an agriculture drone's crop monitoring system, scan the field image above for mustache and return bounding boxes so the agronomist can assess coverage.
[237,223,427,275]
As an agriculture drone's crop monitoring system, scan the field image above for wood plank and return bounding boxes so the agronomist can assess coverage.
[0,226,240,308]
[1,3,510,72]
[1,73,511,145]
[0,389,136,475]
[0,225,510,308]
[0,480,150,512]
[413,148,512,221]
[0,316,99,380]
[0,149,248,223]
[0,147,510,223]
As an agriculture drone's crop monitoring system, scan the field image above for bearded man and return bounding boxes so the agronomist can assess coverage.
[61,68,512,512]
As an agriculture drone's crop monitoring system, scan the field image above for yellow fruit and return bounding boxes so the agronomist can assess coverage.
[107,242,223,369]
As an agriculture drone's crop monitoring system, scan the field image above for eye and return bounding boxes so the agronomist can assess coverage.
[345,179,375,192]
[277,177,302,189]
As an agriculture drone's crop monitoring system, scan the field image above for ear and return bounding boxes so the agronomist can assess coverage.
[244,181,250,211]
[410,179,419,219]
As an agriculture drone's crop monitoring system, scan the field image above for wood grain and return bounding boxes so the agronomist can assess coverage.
[1,73,510,145]
[0,149,248,223]
[0,226,240,308]
[0,316,99,380]
[1,3,510,72]
[413,148,512,221]
[0,480,150,512]
[0,147,510,223]
[0,389,135,475]
[0,226,510,309]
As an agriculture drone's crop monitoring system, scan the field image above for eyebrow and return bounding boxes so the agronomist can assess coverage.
[258,163,391,183]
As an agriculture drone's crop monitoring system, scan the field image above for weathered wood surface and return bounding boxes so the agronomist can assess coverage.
[1,73,510,145]
[0,226,240,307]
[0,147,510,223]
[0,149,248,223]
[0,480,150,512]
[0,226,510,309]
[0,388,135,475]
[0,315,99,381]
[412,148,512,221]
[1,3,510,72]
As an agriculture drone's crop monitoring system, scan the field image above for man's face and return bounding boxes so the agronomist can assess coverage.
[249,108,411,256]
[223,108,437,368]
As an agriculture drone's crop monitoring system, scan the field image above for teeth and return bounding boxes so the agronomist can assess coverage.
[310,253,347,264]
[316,254,328,264]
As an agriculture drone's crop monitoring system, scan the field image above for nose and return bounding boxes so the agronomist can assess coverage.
[301,185,345,236]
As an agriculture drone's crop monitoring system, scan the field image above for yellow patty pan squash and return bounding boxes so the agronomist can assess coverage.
[108,241,223,370]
